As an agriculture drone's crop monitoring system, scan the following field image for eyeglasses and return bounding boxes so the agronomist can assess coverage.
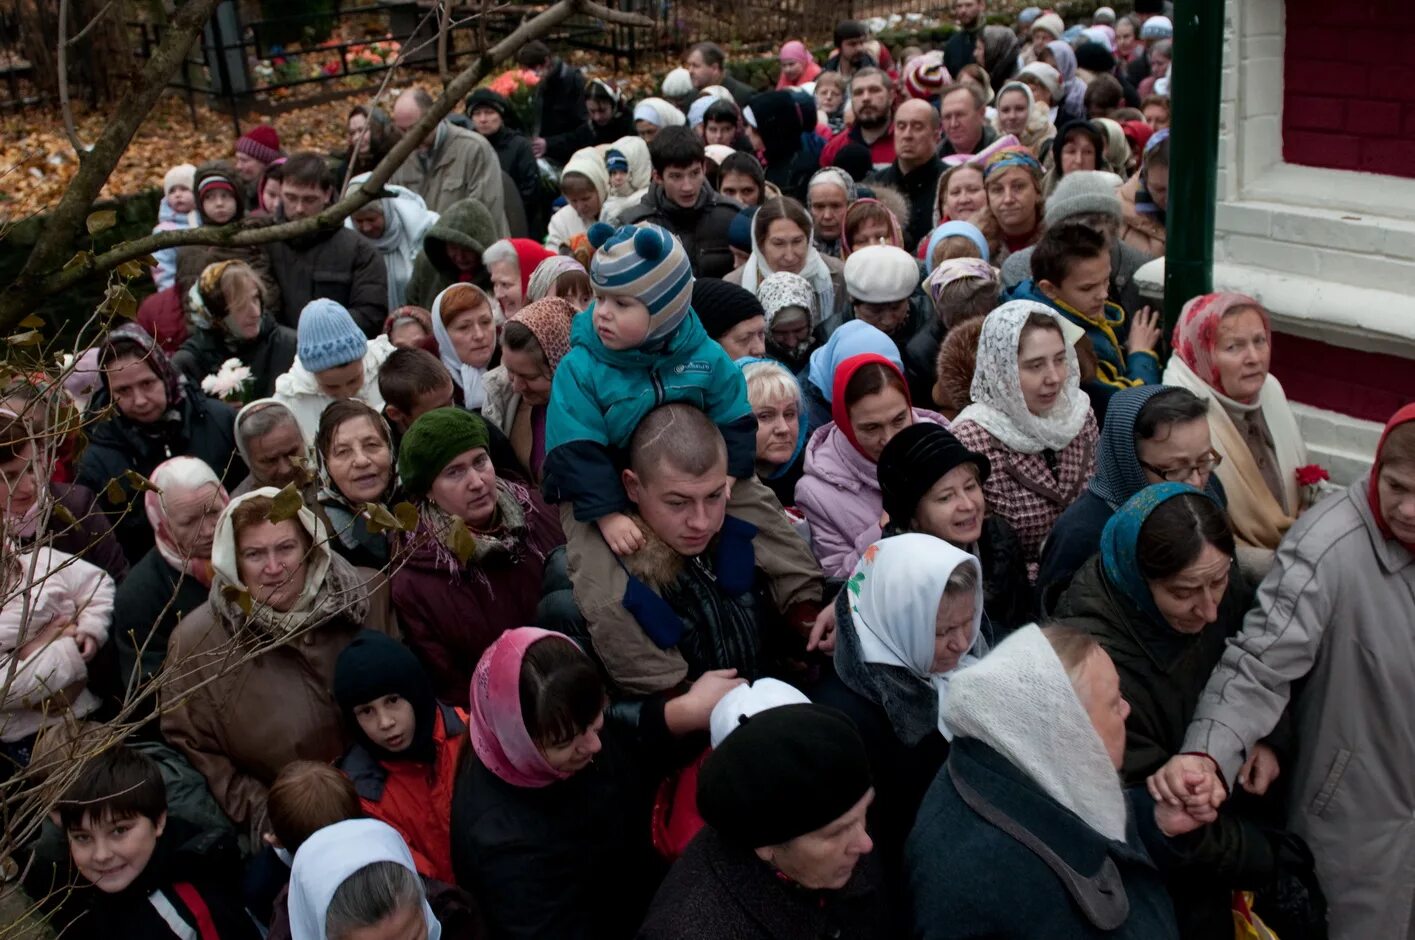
[1138,449,1223,483]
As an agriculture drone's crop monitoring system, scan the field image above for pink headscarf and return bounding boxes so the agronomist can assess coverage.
[468,627,579,788]
[777,41,822,89]
[143,456,229,587]
[1171,292,1271,396]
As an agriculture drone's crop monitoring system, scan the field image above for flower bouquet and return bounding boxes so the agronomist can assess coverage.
[484,68,542,132]
[201,358,254,404]
[1295,464,1335,507]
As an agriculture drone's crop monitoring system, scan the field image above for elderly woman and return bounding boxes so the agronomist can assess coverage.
[814,534,984,885]
[483,238,555,319]
[950,302,1099,580]
[979,146,1045,263]
[907,624,1200,938]
[796,353,949,578]
[633,97,686,142]
[1057,484,1287,940]
[776,40,821,88]
[390,409,564,707]
[804,168,856,258]
[345,172,439,312]
[160,487,396,842]
[114,456,228,693]
[738,358,807,507]
[727,196,848,334]
[877,423,1034,637]
[757,270,820,374]
[315,399,397,569]
[231,397,310,497]
[1162,293,1306,574]
[482,297,576,482]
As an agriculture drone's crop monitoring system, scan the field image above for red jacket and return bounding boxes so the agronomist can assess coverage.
[136,285,189,355]
[339,704,468,883]
[819,124,897,174]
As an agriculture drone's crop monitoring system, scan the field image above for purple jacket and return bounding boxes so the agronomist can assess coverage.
[795,409,950,578]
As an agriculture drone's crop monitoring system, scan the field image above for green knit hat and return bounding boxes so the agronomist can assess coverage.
[397,407,490,497]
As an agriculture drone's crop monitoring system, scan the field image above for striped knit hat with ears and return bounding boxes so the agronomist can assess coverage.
[587,222,694,343]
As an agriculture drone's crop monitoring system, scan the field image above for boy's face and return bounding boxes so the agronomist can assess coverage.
[68,810,166,894]
[354,693,417,753]
[593,292,652,349]
[1044,250,1112,319]
[202,189,238,225]
[656,161,705,209]
[704,119,736,146]
[167,185,195,214]
[608,169,630,193]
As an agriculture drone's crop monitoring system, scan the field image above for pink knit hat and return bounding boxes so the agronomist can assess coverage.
[235,124,282,165]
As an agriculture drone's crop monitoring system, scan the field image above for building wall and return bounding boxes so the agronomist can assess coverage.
[1208,0,1415,480]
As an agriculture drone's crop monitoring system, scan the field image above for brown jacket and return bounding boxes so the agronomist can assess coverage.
[159,565,396,842]
[1118,173,1165,258]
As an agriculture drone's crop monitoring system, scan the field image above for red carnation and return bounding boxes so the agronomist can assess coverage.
[1295,464,1330,487]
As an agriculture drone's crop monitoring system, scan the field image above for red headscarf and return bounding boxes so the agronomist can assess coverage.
[1171,292,1270,398]
[831,353,912,461]
[468,627,581,788]
[1370,402,1415,551]
[507,238,556,301]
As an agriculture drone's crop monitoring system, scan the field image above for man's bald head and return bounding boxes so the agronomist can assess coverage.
[894,98,942,168]
[393,88,438,148]
[896,98,940,129]
[628,403,727,483]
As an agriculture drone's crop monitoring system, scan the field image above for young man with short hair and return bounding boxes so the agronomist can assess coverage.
[266,152,388,336]
[621,126,743,278]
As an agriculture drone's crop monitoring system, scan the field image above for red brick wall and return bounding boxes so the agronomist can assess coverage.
[1273,332,1413,423]
[1283,0,1415,177]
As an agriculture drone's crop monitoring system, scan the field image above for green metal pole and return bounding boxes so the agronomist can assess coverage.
[1162,0,1225,339]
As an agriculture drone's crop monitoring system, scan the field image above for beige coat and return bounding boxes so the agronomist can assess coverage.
[390,122,510,236]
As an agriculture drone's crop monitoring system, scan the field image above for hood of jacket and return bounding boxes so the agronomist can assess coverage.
[277,334,394,401]
[422,198,501,277]
[803,407,948,491]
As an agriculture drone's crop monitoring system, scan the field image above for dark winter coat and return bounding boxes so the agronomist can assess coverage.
[390,482,565,708]
[20,482,129,583]
[170,314,297,401]
[37,817,257,940]
[113,548,211,697]
[450,721,665,940]
[621,183,743,279]
[870,156,945,251]
[544,109,635,167]
[175,162,284,317]
[944,26,981,75]
[637,827,891,940]
[904,317,945,407]
[265,225,388,337]
[405,198,503,309]
[1055,555,1282,939]
[77,392,242,564]
[534,59,590,146]
[907,737,1182,939]
[481,125,544,237]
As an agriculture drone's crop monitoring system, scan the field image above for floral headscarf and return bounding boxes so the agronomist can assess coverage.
[924,257,997,305]
[526,255,588,303]
[96,323,185,416]
[510,297,576,373]
[1170,292,1269,397]
[957,301,1091,454]
[145,457,228,587]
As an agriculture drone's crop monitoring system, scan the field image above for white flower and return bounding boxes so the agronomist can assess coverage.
[201,358,254,399]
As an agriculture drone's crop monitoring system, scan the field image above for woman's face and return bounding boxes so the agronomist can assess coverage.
[0,441,40,521]
[944,166,986,220]
[502,345,553,406]
[763,218,808,273]
[444,244,481,274]
[754,394,800,468]
[446,305,498,369]
[996,89,1031,136]
[1147,541,1230,634]
[326,415,392,504]
[912,464,985,546]
[847,386,912,461]
[489,259,523,318]
[222,275,263,340]
[770,308,813,353]
[352,206,386,240]
[780,58,804,82]
[1061,134,1099,174]
[808,183,848,241]
[1115,20,1136,53]
[1145,163,1170,210]
[347,113,368,152]
[932,590,976,673]
[1377,459,1415,544]
[1016,325,1068,416]
[1151,50,1171,77]
[260,177,282,215]
[541,711,605,774]
[719,171,762,208]
[816,83,843,113]
[1213,308,1270,403]
[162,482,223,559]
[429,447,499,529]
[985,166,1039,235]
[849,216,895,250]
[635,120,660,143]
[719,315,767,360]
[236,518,310,612]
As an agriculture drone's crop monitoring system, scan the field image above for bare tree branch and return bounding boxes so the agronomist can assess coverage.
[56,0,88,155]
[0,0,651,333]
[66,0,121,47]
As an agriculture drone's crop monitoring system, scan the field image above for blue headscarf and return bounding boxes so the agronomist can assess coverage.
[924,220,990,270]
[1100,483,1217,627]
[805,321,903,402]
[1087,385,1227,511]
[737,356,808,480]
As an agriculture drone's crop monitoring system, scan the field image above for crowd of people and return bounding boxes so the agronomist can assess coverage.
[4,2,1413,939]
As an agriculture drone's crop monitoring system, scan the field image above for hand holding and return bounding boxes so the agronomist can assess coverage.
[531,137,547,157]
[596,512,646,556]
[1154,771,1219,836]
[1148,753,1226,810]
[73,632,99,662]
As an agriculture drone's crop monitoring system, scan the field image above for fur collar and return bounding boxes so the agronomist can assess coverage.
[619,512,686,591]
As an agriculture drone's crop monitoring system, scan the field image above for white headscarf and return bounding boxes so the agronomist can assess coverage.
[430,283,500,410]
[945,624,1129,841]
[739,208,836,322]
[610,135,652,193]
[846,534,984,738]
[288,819,442,940]
[209,487,333,634]
[344,172,439,311]
[632,97,686,129]
[957,301,1091,454]
[757,271,818,331]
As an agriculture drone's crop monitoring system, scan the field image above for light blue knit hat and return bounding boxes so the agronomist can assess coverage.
[587,222,694,343]
[296,299,367,372]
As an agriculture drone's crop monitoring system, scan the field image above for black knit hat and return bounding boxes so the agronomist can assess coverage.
[877,423,991,527]
[334,630,439,763]
[692,278,766,341]
[1074,41,1117,75]
[698,703,871,848]
[831,142,874,183]
[834,19,868,47]
[466,87,510,118]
